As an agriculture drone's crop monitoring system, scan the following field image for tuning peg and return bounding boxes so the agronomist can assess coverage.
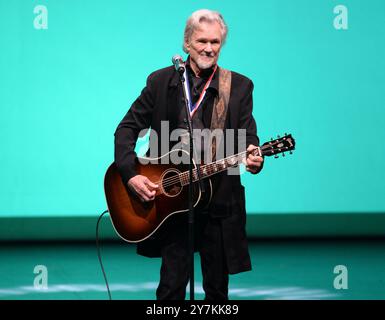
[274,155,279,159]
[277,135,281,138]
[284,132,288,136]
[270,137,273,141]
[282,153,285,157]
[289,151,293,155]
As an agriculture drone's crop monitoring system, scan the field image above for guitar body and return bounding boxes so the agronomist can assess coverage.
[104,150,212,243]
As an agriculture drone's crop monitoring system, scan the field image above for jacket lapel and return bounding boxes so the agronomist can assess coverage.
[166,71,181,131]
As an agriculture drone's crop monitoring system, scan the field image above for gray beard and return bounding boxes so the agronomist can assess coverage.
[196,58,215,70]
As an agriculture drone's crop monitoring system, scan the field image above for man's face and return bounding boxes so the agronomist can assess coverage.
[185,21,222,72]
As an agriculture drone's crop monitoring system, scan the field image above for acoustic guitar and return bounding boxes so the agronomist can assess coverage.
[104,134,295,243]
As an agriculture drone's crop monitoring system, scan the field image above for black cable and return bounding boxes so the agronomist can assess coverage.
[96,209,112,300]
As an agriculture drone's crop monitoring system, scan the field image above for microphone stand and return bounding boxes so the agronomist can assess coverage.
[177,68,204,301]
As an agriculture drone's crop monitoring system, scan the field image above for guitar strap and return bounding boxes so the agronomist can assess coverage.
[210,67,232,161]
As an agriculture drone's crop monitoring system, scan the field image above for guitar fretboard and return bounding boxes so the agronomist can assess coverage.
[179,148,259,186]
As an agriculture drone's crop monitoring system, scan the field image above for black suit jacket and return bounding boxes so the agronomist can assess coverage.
[114,65,260,274]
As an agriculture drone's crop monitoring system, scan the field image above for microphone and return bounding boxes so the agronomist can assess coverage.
[172,54,185,74]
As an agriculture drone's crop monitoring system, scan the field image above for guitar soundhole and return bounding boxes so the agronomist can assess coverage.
[161,169,182,197]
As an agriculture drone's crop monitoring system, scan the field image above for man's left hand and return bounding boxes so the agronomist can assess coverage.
[245,144,264,174]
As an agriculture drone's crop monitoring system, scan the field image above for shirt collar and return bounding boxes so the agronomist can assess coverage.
[169,56,219,93]
[185,56,219,93]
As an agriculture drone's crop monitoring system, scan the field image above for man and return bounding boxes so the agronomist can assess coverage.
[114,9,263,300]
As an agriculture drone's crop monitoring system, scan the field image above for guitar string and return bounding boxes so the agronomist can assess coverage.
[152,159,240,189]
[153,148,260,188]
[152,142,289,189]
[155,144,275,188]
[151,142,291,195]
[152,150,250,188]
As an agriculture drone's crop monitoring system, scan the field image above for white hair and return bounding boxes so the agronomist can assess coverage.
[183,9,228,53]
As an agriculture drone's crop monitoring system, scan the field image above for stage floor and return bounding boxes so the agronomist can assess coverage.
[1,239,384,300]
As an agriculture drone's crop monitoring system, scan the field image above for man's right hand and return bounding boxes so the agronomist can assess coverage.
[128,175,159,202]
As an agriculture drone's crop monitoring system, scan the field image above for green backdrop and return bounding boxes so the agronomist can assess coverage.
[1,0,384,219]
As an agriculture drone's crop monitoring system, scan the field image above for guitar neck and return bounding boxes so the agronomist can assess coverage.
[177,133,296,186]
[179,148,260,186]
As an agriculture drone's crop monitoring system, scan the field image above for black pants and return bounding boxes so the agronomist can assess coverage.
[156,213,229,300]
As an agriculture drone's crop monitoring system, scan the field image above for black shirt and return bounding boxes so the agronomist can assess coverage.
[177,59,219,164]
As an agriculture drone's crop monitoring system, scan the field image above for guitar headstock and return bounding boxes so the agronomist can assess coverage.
[260,134,296,158]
